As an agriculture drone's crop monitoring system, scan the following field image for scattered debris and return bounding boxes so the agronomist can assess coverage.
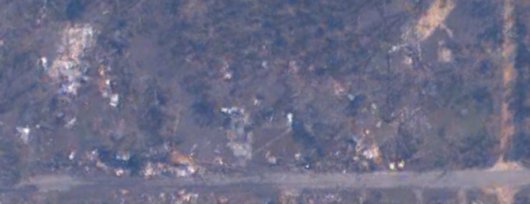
[360,144,382,165]
[97,65,120,107]
[90,148,142,177]
[290,117,323,158]
[288,60,300,74]
[169,150,199,177]
[332,79,346,96]
[390,0,455,55]
[48,24,96,96]
[483,186,516,204]
[176,190,199,204]
[227,141,253,161]
[278,189,300,204]
[222,107,254,163]
[361,145,380,160]
[220,59,232,80]
[142,162,158,178]
[217,196,229,204]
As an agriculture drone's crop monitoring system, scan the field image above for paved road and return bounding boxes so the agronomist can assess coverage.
[15,168,530,193]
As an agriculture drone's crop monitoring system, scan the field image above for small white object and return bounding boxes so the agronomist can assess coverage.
[40,57,48,69]
[261,61,268,69]
[223,72,232,80]
[109,94,119,107]
[389,45,401,53]
[220,106,244,115]
[403,56,413,65]
[68,151,76,160]
[363,150,374,159]
[389,162,396,170]
[376,121,382,128]
[142,162,156,178]
[65,117,77,128]
[62,82,80,95]
[115,168,125,176]
[214,156,225,166]
[364,129,371,135]
[398,160,405,169]
[294,152,302,160]
[265,151,277,165]
[16,126,31,144]
[253,97,261,106]
[220,107,235,114]
[287,113,293,126]
[116,151,130,161]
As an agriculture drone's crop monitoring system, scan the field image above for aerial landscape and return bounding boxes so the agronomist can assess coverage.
[0,0,529,203]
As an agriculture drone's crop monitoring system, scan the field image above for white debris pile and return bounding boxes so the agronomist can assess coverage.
[97,65,119,107]
[142,161,198,179]
[388,160,406,171]
[361,144,380,160]
[175,190,199,204]
[86,149,137,177]
[141,150,199,178]
[352,132,383,167]
[168,150,199,177]
[47,24,96,95]
[221,107,253,163]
